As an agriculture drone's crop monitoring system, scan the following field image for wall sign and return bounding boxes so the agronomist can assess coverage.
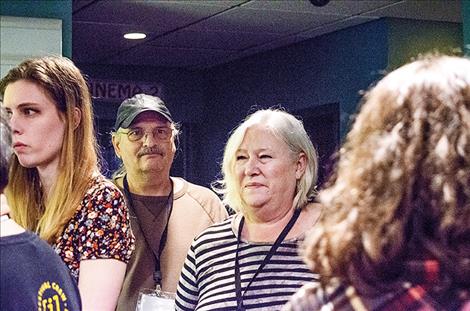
[88,78,163,101]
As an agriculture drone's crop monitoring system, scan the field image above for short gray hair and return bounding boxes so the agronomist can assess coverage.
[213,108,318,212]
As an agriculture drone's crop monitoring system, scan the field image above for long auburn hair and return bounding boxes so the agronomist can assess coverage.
[0,56,99,243]
[303,55,470,287]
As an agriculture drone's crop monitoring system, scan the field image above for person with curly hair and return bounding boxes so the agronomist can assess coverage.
[284,55,470,310]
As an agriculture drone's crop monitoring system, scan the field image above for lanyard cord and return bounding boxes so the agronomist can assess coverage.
[123,175,173,289]
[234,208,301,310]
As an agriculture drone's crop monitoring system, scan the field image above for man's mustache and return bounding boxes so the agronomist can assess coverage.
[137,146,165,157]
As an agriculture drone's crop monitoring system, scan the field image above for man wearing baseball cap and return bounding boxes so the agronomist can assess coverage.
[111,94,227,311]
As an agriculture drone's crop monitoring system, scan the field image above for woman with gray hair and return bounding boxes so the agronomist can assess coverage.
[176,108,322,310]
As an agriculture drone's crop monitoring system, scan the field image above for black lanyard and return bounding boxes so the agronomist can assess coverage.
[234,208,301,311]
[123,175,173,289]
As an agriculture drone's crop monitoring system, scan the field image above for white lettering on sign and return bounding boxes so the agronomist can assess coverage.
[88,79,163,101]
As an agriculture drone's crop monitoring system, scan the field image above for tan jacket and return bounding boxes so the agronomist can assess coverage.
[116,176,228,311]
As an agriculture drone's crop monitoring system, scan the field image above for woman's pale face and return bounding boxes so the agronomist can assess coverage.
[235,124,305,220]
[3,79,66,171]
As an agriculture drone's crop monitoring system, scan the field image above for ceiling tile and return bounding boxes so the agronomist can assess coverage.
[73,0,231,33]
[147,28,282,51]
[242,0,401,15]
[106,45,236,69]
[158,0,246,8]
[72,22,150,63]
[189,7,348,34]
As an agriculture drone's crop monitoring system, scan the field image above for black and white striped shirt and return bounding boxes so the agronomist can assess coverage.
[176,215,318,311]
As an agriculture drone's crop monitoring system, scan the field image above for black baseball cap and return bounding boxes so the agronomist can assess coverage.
[114,94,173,129]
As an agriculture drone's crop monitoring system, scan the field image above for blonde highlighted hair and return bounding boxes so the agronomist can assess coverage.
[0,56,99,243]
[303,55,470,287]
[213,108,318,213]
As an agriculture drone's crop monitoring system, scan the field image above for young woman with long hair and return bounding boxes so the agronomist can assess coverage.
[1,55,134,311]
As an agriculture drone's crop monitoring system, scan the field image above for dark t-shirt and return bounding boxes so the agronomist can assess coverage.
[116,193,169,311]
[131,193,169,256]
[0,231,82,311]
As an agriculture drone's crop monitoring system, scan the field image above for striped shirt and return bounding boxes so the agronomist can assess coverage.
[176,215,318,311]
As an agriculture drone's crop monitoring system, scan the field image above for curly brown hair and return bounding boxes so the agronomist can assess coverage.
[303,55,470,288]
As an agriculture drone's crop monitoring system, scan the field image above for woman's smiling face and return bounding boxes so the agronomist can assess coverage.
[235,124,305,220]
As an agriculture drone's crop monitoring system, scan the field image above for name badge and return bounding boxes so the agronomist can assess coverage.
[135,288,175,311]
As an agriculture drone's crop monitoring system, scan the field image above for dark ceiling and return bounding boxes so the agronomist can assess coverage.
[72,0,462,69]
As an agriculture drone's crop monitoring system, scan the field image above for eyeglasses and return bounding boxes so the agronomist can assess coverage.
[117,127,173,142]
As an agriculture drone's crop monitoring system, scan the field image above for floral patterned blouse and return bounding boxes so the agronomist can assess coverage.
[53,174,135,280]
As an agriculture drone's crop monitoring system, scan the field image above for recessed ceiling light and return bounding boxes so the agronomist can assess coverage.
[124,32,146,40]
